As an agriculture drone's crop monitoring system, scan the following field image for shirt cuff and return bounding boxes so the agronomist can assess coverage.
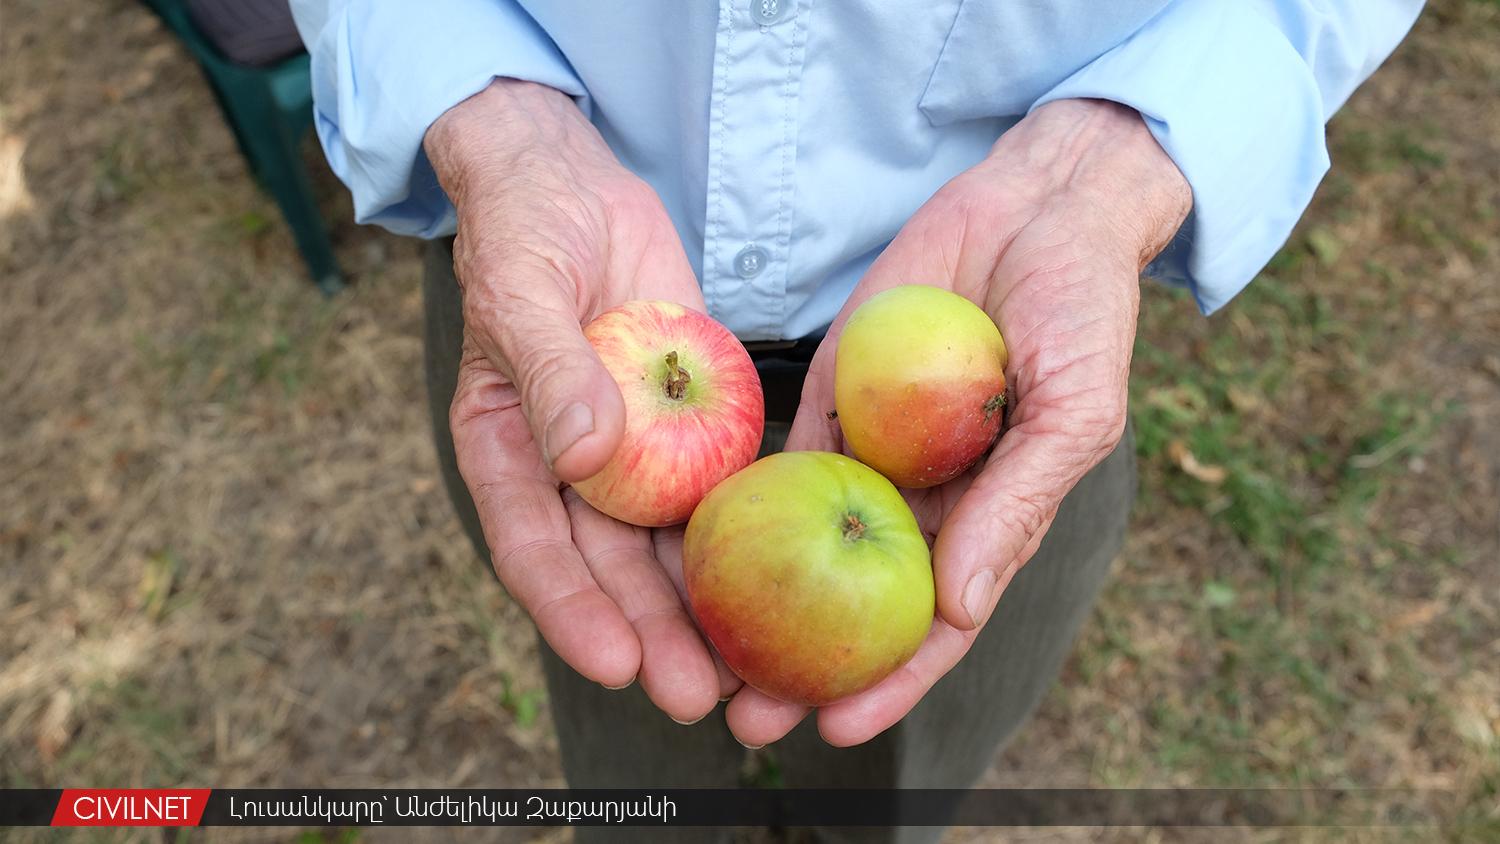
[1031,0,1331,314]
[306,0,588,238]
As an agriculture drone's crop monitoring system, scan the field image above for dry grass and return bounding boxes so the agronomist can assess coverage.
[2,0,1498,842]
[2,1,558,838]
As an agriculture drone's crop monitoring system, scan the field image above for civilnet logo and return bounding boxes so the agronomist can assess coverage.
[51,789,211,826]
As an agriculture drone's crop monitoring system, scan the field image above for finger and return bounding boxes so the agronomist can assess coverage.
[464,270,626,483]
[783,344,843,453]
[565,490,721,724]
[816,618,981,747]
[649,527,743,700]
[475,477,642,688]
[453,365,641,689]
[711,650,744,700]
[724,686,811,749]
[932,402,1118,632]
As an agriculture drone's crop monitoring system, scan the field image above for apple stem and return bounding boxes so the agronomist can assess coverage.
[983,392,1007,423]
[842,514,867,541]
[663,351,692,401]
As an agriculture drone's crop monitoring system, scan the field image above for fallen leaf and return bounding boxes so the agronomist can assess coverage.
[0,133,36,219]
[35,689,74,763]
[1388,600,1443,632]
[139,551,179,621]
[1306,226,1343,266]
[1167,440,1229,485]
[1226,385,1263,413]
[1203,581,1237,608]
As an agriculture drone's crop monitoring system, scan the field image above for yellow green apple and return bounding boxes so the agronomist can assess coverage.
[835,285,1008,488]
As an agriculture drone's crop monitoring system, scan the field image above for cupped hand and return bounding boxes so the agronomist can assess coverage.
[425,79,740,725]
[724,99,1192,747]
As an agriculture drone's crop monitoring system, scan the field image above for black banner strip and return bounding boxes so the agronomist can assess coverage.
[0,791,63,826]
[0,788,1457,827]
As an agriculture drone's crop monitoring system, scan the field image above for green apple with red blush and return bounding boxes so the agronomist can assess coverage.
[834,285,1008,488]
[683,451,935,706]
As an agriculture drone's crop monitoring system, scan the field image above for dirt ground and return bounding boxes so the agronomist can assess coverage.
[2,0,1497,842]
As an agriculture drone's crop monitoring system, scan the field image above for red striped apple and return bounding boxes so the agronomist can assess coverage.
[834,285,1008,488]
[684,451,934,706]
[572,300,764,527]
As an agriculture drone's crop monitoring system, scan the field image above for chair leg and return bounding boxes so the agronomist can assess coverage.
[213,77,344,294]
[248,122,345,294]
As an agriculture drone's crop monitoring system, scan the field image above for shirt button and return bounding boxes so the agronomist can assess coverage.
[751,0,789,26]
[734,245,769,279]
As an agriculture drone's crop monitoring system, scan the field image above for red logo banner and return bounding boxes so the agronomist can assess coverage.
[51,789,211,826]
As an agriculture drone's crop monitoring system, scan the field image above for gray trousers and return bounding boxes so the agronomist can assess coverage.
[422,242,1135,843]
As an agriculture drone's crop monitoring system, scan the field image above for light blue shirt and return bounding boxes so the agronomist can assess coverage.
[291,0,1421,340]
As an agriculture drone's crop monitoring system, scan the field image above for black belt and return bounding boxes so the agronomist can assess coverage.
[742,332,825,424]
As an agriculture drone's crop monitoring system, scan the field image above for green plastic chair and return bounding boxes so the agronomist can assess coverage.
[140,0,343,293]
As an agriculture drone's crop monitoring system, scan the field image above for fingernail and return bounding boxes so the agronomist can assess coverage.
[736,738,765,750]
[961,569,999,628]
[602,677,634,691]
[545,402,593,467]
[671,713,709,726]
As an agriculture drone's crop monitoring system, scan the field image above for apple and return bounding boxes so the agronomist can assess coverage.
[572,300,764,527]
[683,451,934,706]
[834,285,1008,488]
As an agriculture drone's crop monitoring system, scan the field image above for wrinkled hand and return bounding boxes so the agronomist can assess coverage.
[725,99,1192,747]
[426,80,738,724]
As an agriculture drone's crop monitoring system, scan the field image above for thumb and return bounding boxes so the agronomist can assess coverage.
[467,282,627,483]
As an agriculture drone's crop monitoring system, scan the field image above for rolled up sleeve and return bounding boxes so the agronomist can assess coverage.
[1033,0,1423,313]
[290,0,588,237]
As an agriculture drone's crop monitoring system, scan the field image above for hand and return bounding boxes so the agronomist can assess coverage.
[724,99,1192,747]
[425,79,739,724]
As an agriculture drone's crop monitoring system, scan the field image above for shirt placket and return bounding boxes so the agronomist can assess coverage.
[702,0,808,341]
